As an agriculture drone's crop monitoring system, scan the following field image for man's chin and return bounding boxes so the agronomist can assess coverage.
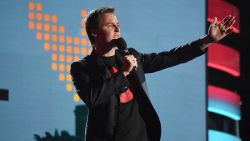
[110,38,118,47]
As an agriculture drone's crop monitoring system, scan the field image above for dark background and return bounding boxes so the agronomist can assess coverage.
[239,0,250,140]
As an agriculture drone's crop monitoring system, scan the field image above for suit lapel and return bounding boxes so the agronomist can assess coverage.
[87,49,149,96]
[88,50,126,80]
[114,50,124,69]
[88,51,111,80]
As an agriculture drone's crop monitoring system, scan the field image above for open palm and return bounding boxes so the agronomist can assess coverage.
[208,15,235,42]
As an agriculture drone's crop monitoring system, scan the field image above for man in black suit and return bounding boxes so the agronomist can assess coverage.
[70,7,235,141]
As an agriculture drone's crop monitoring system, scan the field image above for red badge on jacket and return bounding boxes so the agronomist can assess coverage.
[109,67,133,103]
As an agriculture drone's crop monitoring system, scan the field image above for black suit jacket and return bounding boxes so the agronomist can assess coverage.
[70,39,206,141]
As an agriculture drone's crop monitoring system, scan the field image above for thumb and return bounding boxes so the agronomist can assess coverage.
[211,17,217,26]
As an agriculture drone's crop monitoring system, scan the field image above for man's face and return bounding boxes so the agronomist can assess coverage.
[94,13,120,50]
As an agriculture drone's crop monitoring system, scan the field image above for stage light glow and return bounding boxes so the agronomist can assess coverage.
[208,43,240,77]
[208,85,241,120]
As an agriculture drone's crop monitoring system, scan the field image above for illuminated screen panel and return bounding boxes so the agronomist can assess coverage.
[208,85,241,120]
[209,130,241,141]
[208,43,240,77]
[207,0,240,33]
[0,0,206,141]
[208,112,238,135]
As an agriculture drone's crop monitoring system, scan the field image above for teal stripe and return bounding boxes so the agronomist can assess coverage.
[208,99,240,120]
[209,130,241,141]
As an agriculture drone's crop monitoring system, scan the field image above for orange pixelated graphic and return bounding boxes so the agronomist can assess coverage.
[81,20,86,27]
[74,56,80,61]
[44,14,50,22]
[44,43,50,51]
[59,64,65,72]
[66,45,72,53]
[59,45,65,52]
[81,48,86,55]
[74,47,80,54]
[74,93,80,102]
[51,53,57,61]
[44,23,50,31]
[36,22,42,30]
[29,12,35,20]
[81,9,87,17]
[52,34,58,42]
[66,36,72,44]
[66,74,71,81]
[28,2,35,10]
[66,64,70,72]
[29,22,35,30]
[51,63,57,71]
[51,44,57,51]
[59,73,65,81]
[51,25,57,32]
[81,38,87,46]
[28,1,89,102]
[59,35,65,43]
[66,83,73,92]
[59,26,65,33]
[37,3,42,11]
[51,15,57,23]
[81,29,87,36]
[36,32,42,40]
[74,37,79,45]
[36,13,42,21]
[44,33,50,41]
[66,55,72,63]
[59,54,65,62]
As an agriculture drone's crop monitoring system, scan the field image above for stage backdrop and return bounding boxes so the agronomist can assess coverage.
[0,0,206,141]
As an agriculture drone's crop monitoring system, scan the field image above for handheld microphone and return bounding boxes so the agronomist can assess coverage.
[115,37,129,55]
[116,37,140,82]
[116,37,139,72]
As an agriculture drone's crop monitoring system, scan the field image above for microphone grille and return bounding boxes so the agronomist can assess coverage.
[116,37,127,50]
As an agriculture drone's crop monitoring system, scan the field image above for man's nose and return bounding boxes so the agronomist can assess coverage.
[114,25,120,32]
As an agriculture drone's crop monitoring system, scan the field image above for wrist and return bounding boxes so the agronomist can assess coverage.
[199,34,215,50]
[123,71,129,76]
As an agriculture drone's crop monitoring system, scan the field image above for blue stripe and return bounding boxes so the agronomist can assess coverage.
[208,99,240,120]
[209,130,241,141]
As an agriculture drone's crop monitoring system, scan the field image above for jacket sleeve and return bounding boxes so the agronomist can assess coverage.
[70,61,129,108]
[136,39,207,73]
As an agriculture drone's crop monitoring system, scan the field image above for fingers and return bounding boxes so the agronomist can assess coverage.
[217,15,236,34]
[124,55,137,62]
[124,55,138,67]
[224,16,235,27]
[219,15,235,27]
[211,17,217,26]
[219,15,231,25]
[225,17,235,30]
[225,27,234,35]
[123,55,138,74]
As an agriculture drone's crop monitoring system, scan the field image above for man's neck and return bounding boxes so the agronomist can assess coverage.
[95,47,116,57]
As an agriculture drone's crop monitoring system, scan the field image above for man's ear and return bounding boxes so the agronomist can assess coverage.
[91,29,98,37]
[91,33,97,37]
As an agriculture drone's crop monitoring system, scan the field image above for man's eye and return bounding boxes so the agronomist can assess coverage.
[107,24,113,27]
[106,23,119,29]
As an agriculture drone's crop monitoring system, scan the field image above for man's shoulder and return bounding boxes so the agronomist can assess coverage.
[71,55,91,70]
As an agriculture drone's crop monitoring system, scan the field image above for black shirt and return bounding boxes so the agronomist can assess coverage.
[101,55,149,141]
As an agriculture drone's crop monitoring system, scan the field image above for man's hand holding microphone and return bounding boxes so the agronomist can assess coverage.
[114,37,138,77]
